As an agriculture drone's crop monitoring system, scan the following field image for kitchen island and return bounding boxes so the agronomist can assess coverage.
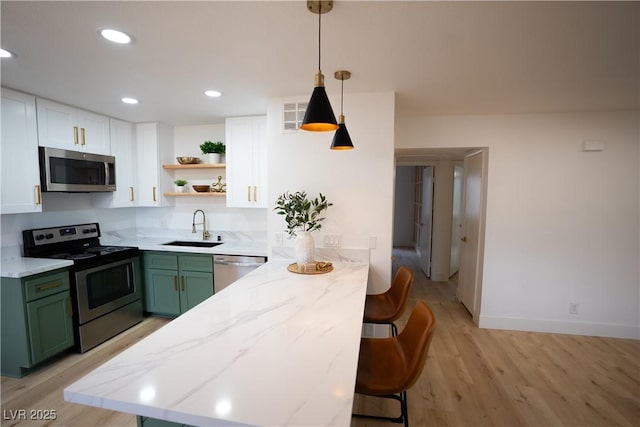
[64,259,369,426]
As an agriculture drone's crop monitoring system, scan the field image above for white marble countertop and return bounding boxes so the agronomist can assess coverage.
[64,259,369,427]
[0,239,267,278]
[0,257,73,278]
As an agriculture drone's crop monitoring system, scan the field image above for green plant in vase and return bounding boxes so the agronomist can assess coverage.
[200,141,225,164]
[274,191,332,267]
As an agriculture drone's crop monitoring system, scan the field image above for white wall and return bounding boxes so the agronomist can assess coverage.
[396,110,640,338]
[266,92,396,294]
[393,166,415,247]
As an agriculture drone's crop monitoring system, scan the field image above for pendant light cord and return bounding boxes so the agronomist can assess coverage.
[340,76,344,115]
[318,2,322,71]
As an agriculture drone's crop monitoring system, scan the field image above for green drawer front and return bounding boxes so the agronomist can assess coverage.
[179,255,213,273]
[144,253,178,270]
[24,270,70,302]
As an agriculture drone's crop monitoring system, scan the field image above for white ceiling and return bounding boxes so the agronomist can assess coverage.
[1,1,638,126]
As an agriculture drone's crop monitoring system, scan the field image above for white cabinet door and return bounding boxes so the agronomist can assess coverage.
[77,110,110,155]
[108,119,136,207]
[1,88,42,214]
[226,116,267,208]
[36,98,77,150]
[135,122,174,207]
[36,98,110,155]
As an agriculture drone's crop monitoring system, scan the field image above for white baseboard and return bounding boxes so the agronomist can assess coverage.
[478,315,640,340]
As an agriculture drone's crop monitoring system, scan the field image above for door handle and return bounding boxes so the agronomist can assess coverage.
[253,186,257,202]
[35,185,42,205]
[461,236,467,242]
[129,187,134,202]
[173,276,178,291]
[81,127,86,146]
[73,126,79,145]
[153,187,157,202]
[181,276,185,291]
[247,186,251,202]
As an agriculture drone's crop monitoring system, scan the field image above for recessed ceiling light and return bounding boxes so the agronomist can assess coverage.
[99,28,132,44]
[121,97,139,104]
[204,90,222,98]
[0,48,14,58]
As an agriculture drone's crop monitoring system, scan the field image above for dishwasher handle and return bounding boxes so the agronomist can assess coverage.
[214,255,267,268]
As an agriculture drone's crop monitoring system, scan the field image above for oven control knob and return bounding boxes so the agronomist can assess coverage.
[35,234,45,241]
[45,233,54,239]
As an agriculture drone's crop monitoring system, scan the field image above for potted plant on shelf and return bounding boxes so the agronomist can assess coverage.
[274,190,332,266]
[174,179,187,193]
[200,140,225,164]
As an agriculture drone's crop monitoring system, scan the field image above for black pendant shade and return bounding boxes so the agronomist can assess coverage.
[300,1,338,132]
[330,121,353,150]
[301,83,338,132]
[330,70,354,150]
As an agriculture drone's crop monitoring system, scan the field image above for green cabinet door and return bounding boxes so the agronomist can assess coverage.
[26,291,74,364]
[180,271,214,312]
[142,252,213,316]
[144,269,180,316]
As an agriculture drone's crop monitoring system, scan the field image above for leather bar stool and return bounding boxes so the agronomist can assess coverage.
[363,266,414,336]
[353,300,436,427]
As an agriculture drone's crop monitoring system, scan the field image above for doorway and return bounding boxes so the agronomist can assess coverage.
[394,148,488,324]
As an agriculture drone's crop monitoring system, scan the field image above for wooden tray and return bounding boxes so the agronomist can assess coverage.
[287,262,334,275]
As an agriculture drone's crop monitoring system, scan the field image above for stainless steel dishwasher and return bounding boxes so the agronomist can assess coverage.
[213,254,267,292]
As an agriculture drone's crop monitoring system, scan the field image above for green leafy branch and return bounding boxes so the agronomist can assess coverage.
[274,191,333,237]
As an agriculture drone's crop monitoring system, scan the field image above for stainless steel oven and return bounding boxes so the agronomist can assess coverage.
[74,256,142,352]
[23,223,142,353]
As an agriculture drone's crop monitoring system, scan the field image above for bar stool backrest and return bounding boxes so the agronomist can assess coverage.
[388,266,414,319]
[396,300,436,391]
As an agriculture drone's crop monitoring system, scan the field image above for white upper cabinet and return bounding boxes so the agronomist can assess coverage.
[226,116,267,208]
[135,122,174,207]
[36,98,110,155]
[1,88,42,214]
[108,118,137,207]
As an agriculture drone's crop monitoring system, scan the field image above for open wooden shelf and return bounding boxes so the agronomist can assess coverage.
[164,192,226,197]
[163,163,225,170]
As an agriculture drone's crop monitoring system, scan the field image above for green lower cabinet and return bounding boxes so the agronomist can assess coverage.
[1,269,74,377]
[143,252,213,316]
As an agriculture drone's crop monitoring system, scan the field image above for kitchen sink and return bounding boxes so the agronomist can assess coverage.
[162,240,223,248]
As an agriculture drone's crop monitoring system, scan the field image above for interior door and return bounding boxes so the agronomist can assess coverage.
[418,166,434,277]
[449,163,464,276]
[458,151,485,318]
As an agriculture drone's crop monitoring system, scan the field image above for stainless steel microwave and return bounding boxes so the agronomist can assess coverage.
[39,147,116,192]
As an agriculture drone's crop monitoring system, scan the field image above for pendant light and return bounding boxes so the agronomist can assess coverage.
[330,70,354,150]
[300,1,338,132]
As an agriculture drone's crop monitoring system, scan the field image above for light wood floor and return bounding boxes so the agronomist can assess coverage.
[2,249,639,427]
[352,247,640,427]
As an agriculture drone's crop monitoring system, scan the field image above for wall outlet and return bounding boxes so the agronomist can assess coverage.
[569,303,579,315]
[323,234,341,247]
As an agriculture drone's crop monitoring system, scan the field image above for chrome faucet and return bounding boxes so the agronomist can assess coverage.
[192,209,211,240]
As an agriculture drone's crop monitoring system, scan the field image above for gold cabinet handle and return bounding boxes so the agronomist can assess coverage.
[35,185,41,205]
[129,187,134,202]
[81,127,86,146]
[181,276,185,291]
[73,126,79,145]
[36,282,63,292]
[253,186,257,202]
[173,276,178,291]
[153,187,157,202]
[247,186,251,202]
